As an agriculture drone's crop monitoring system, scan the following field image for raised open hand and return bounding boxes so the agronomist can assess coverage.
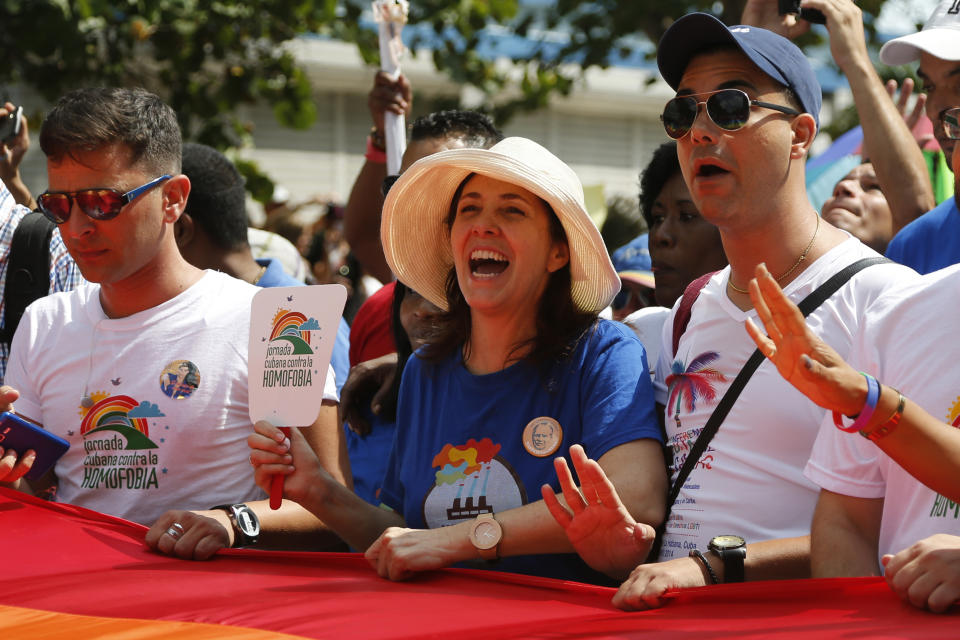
[744,263,866,416]
[541,444,655,581]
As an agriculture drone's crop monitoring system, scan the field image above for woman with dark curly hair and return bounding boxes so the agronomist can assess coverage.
[640,141,727,308]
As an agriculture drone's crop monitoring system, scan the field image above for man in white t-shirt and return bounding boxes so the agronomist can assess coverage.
[543,13,916,609]
[0,87,348,559]
[800,264,960,612]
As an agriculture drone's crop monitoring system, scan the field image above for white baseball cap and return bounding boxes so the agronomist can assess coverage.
[879,0,960,65]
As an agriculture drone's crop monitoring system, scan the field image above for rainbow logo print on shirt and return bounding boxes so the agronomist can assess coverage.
[269,309,318,355]
[929,396,960,519]
[80,394,160,450]
[950,395,960,428]
[79,394,164,491]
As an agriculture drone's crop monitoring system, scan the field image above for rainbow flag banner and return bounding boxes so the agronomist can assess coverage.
[1,488,954,639]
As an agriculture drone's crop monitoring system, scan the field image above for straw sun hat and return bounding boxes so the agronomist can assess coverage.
[380,136,619,314]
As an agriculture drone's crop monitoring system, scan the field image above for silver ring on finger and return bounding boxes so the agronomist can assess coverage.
[166,522,184,540]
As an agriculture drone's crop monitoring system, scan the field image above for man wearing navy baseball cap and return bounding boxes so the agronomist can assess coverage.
[543,12,916,609]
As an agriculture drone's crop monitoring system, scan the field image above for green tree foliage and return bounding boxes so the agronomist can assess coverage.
[1,0,361,196]
[0,1,350,148]
[0,0,903,182]
[391,0,898,122]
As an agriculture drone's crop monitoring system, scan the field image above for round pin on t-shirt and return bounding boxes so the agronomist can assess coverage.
[523,416,562,457]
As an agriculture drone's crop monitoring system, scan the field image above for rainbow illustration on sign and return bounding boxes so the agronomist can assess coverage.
[269,309,318,355]
[79,395,160,450]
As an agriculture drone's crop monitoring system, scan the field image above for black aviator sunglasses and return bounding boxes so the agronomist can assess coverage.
[661,89,800,140]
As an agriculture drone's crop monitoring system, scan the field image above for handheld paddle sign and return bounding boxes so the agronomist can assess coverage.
[248,284,347,508]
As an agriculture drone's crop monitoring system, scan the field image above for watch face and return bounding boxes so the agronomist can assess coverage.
[472,521,500,549]
[235,507,260,537]
[710,535,745,550]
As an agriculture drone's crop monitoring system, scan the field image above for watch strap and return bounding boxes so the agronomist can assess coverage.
[709,546,745,583]
[477,541,498,561]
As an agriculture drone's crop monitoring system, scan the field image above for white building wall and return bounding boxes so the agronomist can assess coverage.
[243,38,675,208]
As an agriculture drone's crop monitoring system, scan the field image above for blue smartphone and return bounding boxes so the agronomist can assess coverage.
[0,412,69,481]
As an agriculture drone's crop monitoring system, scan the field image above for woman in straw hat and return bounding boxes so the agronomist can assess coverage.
[248,137,666,582]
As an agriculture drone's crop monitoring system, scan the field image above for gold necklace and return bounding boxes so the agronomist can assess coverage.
[251,265,268,286]
[728,214,820,294]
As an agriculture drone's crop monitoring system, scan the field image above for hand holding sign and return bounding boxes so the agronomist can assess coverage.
[248,285,347,509]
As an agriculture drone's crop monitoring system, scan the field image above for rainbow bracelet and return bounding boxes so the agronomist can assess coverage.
[860,390,905,442]
[833,372,879,433]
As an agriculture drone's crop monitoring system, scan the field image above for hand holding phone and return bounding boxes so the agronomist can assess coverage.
[0,106,23,145]
[777,0,826,25]
[0,412,69,481]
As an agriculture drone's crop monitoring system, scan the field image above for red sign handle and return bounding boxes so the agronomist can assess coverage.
[269,426,292,510]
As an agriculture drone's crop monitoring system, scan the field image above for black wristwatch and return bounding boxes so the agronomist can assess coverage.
[212,503,260,547]
[708,534,746,583]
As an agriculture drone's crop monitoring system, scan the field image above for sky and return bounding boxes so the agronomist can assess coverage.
[876,0,932,36]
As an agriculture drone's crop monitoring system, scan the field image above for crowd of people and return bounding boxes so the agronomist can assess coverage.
[0,0,958,616]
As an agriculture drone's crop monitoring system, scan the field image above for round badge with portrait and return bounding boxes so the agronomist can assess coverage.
[522,416,562,457]
[158,360,201,400]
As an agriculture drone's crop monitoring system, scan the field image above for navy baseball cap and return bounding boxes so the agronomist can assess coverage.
[657,13,822,130]
[611,233,654,309]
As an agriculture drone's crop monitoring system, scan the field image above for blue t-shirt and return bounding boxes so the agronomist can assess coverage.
[379,319,661,582]
[885,196,960,275]
[347,408,397,506]
[255,257,303,288]
[331,319,350,397]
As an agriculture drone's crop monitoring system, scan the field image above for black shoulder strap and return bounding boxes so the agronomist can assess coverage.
[660,256,891,532]
[1,212,56,344]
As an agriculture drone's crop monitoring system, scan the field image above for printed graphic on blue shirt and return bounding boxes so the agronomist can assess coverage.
[422,438,527,528]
